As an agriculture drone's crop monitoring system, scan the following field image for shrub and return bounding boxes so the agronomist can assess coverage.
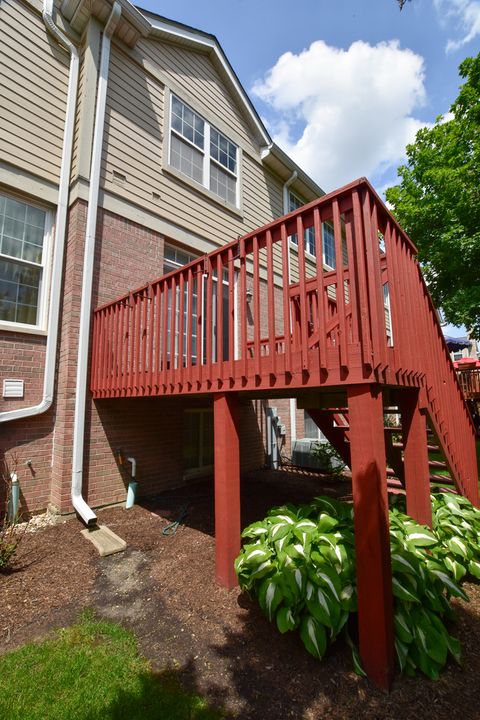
[236,493,479,678]
[311,443,346,476]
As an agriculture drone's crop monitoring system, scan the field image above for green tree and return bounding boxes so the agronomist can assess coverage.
[386,53,480,339]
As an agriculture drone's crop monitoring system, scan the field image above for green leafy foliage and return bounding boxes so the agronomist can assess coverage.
[235,498,356,662]
[386,52,480,337]
[311,442,346,476]
[237,492,480,679]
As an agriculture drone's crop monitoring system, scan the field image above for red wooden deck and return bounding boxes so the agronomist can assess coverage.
[91,177,479,689]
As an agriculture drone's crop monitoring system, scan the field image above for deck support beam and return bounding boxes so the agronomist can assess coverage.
[214,392,241,588]
[347,384,395,690]
[400,389,432,528]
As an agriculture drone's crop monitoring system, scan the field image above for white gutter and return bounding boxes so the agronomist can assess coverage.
[71,1,122,526]
[282,171,298,449]
[0,0,78,425]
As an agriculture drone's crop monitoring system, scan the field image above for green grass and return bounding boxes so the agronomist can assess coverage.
[0,611,223,720]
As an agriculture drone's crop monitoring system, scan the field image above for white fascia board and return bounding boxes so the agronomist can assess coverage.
[145,15,271,149]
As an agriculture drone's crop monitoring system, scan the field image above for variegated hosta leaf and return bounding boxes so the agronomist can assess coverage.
[241,521,269,539]
[424,587,444,613]
[267,508,297,524]
[468,559,480,579]
[392,575,420,603]
[394,609,413,644]
[258,575,283,622]
[412,612,448,667]
[391,551,420,576]
[340,584,356,612]
[276,606,298,634]
[428,567,469,601]
[317,513,338,533]
[446,633,462,664]
[405,527,438,547]
[395,637,409,673]
[314,565,341,602]
[279,566,306,603]
[249,560,275,582]
[242,543,272,567]
[268,520,293,543]
[299,614,327,660]
[443,555,467,582]
[285,540,311,560]
[295,519,318,534]
[305,582,339,630]
[446,536,471,560]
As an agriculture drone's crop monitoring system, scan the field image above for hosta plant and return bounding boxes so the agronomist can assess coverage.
[388,501,466,679]
[237,494,477,679]
[235,497,357,661]
[431,492,480,583]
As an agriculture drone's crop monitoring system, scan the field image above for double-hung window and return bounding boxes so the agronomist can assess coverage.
[0,194,51,331]
[288,191,340,268]
[288,191,316,256]
[169,95,239,207]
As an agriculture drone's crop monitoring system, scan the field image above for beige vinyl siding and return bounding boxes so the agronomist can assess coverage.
[101,40,286,269]
[0,0,69,185]
[136,38,257,152]
[70,43,87,182]
[101,46,164,210]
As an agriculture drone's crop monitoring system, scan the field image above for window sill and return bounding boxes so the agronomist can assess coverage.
[0,321,47,336]
[163,165,244,220]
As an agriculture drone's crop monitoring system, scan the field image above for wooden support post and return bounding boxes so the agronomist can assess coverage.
[400,389,432,528]
[347,384,394,690]
[214,392,241,588]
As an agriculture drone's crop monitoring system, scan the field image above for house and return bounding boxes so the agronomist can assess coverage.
[0,0,323,516]
[1,0,478,690]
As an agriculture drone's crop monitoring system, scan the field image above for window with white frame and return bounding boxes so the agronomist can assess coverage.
[303,411,327,441]
[164,244,198,366]
[169,95,238,206]
[289,191,316,256]
[288,191,349,270]
[0,194,50,330]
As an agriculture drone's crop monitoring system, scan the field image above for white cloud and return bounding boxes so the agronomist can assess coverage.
[434,0,480,52]
[253,40,427,191]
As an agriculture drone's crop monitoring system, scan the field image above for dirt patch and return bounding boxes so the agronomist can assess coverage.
[1,470,480,719]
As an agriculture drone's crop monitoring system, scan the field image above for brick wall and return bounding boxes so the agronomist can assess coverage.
[1,199,268,516]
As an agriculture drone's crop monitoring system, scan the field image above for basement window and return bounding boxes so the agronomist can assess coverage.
[168,95,239,207]
[0,193,52,333]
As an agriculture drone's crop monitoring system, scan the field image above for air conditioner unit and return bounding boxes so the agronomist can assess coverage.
[291,439,324,470]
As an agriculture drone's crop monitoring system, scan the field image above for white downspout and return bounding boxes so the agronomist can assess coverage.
[71,1,121,525]
[283,171,298,451]
[0,0,78,424]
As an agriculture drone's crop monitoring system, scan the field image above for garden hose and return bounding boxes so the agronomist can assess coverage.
[162,504,189,535]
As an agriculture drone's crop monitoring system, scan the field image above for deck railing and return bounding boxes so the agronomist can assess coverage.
[92,178,396,397]
[456,368,480,400]
[91,177,477,501]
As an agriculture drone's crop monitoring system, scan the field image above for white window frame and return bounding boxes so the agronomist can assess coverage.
[0,192,53,335]
[288,191,343,271]
[167,92,240,209]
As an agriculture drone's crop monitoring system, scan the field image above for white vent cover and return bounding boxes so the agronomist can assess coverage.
[3,379,24,398]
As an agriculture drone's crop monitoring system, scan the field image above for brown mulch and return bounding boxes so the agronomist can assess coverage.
[1,469,480,720]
